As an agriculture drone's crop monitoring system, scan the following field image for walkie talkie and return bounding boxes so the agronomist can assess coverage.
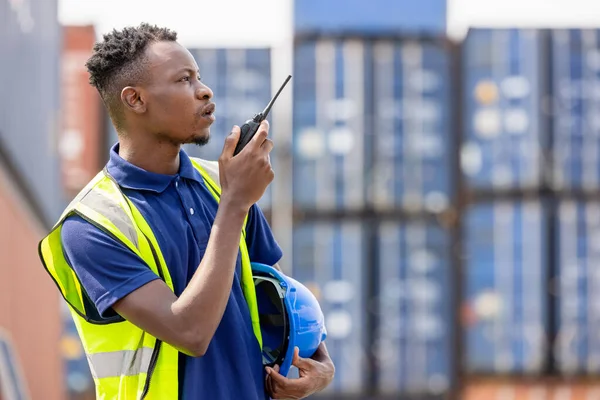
[233,75,292,156]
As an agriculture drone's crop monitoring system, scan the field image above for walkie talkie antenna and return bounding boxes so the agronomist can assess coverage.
[254,75,292,122]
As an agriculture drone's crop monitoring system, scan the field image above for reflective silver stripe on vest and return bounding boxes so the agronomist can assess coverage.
[80,189,139,249]
[87,347,154,379]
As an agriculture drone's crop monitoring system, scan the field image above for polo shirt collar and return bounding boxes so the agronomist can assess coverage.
[106,143,203,193]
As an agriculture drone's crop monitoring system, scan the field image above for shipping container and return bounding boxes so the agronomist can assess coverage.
[551,30,600,192]
[0,0,63,226]
[294,0,446,35]
[104,48,274,210]
[556,200,600,375]
[371,39,453,213]
[60,25,103,199]
[61,303,94,400]
[463,201,547,374]
[293,39,369,211]
[376,221,451,396]
[0,159,64,400]
[292,221,366,395]
[462,29,546,192]
[465,377,600,400]
[0,330,29,400]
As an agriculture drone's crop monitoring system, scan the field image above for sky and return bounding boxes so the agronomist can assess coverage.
[57,0,293,48]
[58,0,600,47]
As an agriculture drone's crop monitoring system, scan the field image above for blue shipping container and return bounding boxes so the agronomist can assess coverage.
[551,30,600,192]
[372,39,453,212]
[0,0,62,225]
[294,0,446,35]
[292,221,366,394]
[462,29,546,191]
[464,201,547,373]
[377,222,451,395]
[105,48,274,210]
[60,303,94,397]
[293,39,369,211]
[556,201,600,374]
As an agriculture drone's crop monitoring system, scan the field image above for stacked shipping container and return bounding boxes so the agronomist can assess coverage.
[550,31,600,381]
[292,222,367,394]
[0,0,63,226]
[376,221,451,395]
[292,34,455,398]
[463,201,547,374]
[556,201,600,375]
[461,29,548,382]
[461,29,546,191]
[291,3,452,396]
[461,28,600,396]
[371,39,453,212]
[551,30,600,192]
[0,0,65,399]
[292,39,368,211]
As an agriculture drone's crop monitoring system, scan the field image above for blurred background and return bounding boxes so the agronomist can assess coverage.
[4,0,600,399]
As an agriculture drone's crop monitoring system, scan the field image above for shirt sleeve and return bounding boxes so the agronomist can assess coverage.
[60,214,161,319]
[244,204,283,267]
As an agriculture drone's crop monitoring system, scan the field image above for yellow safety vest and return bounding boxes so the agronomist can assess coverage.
[38,157,263,400]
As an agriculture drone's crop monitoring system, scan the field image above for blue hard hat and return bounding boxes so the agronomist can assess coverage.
[252,262,327,377]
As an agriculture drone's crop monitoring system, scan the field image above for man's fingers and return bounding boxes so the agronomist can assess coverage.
[249,120,269,149]
[266,366,292,386]
[261,138,274,154]
[291,347,315,370]
[220,126,241,160]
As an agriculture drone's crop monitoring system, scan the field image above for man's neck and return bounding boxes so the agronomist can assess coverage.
[118,136,181,176]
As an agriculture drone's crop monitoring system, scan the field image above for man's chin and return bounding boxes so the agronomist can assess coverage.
[189,133,210,147]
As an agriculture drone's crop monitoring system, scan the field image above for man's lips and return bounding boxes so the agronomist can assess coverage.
[200,103,216,121]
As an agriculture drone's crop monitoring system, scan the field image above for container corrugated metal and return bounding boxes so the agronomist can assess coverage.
[551,30,600,192]
[292,221,366,394]
[0,162,64,400]
[462,29,545,191]
[464,201,547,373]
[293,39,368,211]
[104,48,274,210]
[377,222,451,395]
[60,25,103,199]
[0,0,62,225]
[294,0,447,35]
[372,39,453,212]
[556,200,600,374]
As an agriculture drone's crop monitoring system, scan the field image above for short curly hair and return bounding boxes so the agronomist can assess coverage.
[85,23,178,130]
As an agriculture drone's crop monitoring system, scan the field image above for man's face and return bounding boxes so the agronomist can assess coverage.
[139,41,215,146]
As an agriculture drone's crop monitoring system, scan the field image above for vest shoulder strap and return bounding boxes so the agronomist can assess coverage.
[190,157,220,188]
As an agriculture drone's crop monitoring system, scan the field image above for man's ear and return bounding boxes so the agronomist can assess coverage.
[121,87,146,114]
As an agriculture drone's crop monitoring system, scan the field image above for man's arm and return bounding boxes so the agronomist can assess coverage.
[112,199,247,356]
[111,123,274,357]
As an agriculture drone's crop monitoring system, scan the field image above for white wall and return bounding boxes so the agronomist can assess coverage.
[58,0,292,48]
[448,0,600,39]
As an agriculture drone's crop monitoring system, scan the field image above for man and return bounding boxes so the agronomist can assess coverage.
[40,23,334,399]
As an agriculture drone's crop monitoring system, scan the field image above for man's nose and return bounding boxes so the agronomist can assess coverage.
[196,83,213,100]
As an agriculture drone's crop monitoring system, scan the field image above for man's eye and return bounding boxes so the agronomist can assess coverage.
[181,76,190,82]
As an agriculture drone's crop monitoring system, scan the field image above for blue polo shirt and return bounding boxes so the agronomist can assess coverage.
[60,144,282,400]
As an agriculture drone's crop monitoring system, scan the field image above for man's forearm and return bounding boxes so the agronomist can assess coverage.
[171,199,248,356]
